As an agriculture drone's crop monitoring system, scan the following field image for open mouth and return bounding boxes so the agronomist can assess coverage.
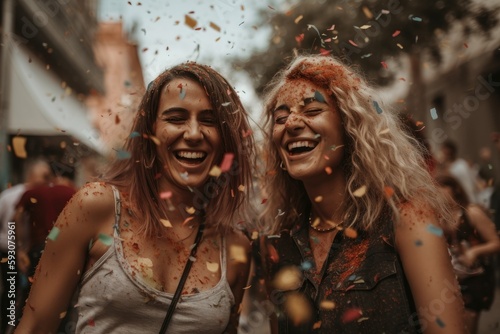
[174,150,207,165]
[287,140,318,156]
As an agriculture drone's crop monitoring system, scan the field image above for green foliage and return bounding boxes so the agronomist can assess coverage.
[237,0,498,92]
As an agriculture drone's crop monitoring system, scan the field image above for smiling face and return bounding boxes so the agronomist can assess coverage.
[272,79,345,183]
[155,78,222,190]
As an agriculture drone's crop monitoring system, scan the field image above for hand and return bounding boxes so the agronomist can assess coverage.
[17,250,31,274]
[458,249,476,268]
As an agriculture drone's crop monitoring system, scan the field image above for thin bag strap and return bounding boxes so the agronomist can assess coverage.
[158,221,205,334]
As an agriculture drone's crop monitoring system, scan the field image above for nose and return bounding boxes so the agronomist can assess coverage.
[284,114,305,133]
[183,120,204,143]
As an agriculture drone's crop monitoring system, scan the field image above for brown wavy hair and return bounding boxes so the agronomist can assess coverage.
[103,62,255,236]
[261,54,453,234]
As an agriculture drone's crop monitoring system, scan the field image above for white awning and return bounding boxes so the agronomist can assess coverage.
[8,44,106,154]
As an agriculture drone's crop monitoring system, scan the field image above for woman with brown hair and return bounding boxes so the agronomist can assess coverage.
[259,54,465,333]
[16,62,255,333]
[436,174,500,334]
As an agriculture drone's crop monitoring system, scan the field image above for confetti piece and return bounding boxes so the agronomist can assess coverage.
[185,15,197,29]
[359,25,371,29]
[392,30,401,37]
[230,245,247,263]
[326,24,335,31]
[397,43,404,49]
[373,101,383,114]
[149,135,161,145]
[294,15,303,24]
[59,311,67,319]
[311,217,320,228]
[348,40,358,47]
[353,185,367,197]
[314,91,326,103]
[301,260,313,270]
[0,258,7,263]
[30,197,37,203]
[251,231,259,240]
[436,317,446,327]
[267,244,279,263]
[274,266,302,290]
[209,22,220,32]
[410,15,422,22]
[12,136,28,159]
[361,53,372,59]
[344,227,358,238]
[130,132,140,138]
[238,185,246,192]
[160,191,172,199]
[243,285,252,290]
[357,317,370,323]
[427,224,443,237]
[325,167,332,175]
[362,6,373,19]
[314,196,323,203]
[209,166,222,177]
[98,233,113,246]
[342,308,363,323]
[320,300,336,310]
[285,292,312,326]
[116,149,131,160]
[206,261,219,272]
[185,207,196,214]
[261,198,268,204]
[179,86,186,100]
[381,61,388,69]
[313,321,322,329]
[180,172,188,180]
[430,107,438,120]
[160,219,172,228]
[220,153,234,172]
[384,186,394,198]
[314,133,321,139]
[47,227,60,241]
[378,128,390,135]
[415,239,423,246]
[88,319,95,327]
[463,42,468,48]
[221,102,231,107]
[183,216,195,226]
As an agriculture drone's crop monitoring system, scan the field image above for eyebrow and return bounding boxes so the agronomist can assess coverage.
[159,108,214,115]
[272,96,325,114]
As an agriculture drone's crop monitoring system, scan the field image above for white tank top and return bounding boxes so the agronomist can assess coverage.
[69,187,234,333]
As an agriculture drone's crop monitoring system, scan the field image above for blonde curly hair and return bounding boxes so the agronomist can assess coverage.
[261,54,452,234]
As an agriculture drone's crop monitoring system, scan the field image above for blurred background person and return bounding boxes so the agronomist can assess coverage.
[439,140,478,204]
[0,159,51,333]
[436,175,500,334]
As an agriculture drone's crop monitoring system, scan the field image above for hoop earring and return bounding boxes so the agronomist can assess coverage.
[279,161,287,171]
[144,156,156,169]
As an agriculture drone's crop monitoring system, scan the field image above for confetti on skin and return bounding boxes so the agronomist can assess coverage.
[12,136,28,158]
[261,198,268,204]
[381,61,388,69]
[436,317,446,327]
[209,166,222,177]
[353,185,367,197]
[311,217,320,228]
[426,224,443,237]
[373,101,383,114]
[160,219,172,228]
[430,107,438,120]
[129,131,140,138]
[325,167,332,175]
[116,149,131,160]
[314,90,326,103]
[220,153,234,172]
[180,172,188,180]
[320,300,336,310]
[330,144,344,151]
[179,86,186,100]
[230,245,247,263]
[185,15,197,29]
[344,227,358,238]
[98,233,113,246]
[47,227,60,241]
[206,261,219,273]
[415,239,423,246]
[209,22,220,32]
[314,196,323,203]
[392,30,401,37]
[341,308,363,323]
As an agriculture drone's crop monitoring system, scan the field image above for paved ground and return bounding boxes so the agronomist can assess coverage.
[478,287,500,334]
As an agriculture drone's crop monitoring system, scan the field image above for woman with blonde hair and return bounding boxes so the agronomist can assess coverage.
[259,54,465,333]
[16,62,255,333]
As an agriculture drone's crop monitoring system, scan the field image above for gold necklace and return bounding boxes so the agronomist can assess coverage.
[308,214,342,233]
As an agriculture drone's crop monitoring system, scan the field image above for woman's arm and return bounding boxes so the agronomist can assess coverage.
[460,205,500,267]
[225,230,252,334]
[395,203,466,334]
[15,183,115,334]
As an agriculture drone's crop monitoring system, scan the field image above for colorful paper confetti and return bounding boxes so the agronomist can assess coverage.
[430,107,438,120]
[47,227,60,241]
[426,224,443,237]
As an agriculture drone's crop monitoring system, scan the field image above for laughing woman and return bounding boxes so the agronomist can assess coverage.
[259,55,465,333]
[16,63,255,333]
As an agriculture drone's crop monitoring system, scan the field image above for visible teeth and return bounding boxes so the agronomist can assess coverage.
[177,151,206,159]
[288,141,317,151]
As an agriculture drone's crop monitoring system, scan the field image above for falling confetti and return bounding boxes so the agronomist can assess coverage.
[230,245,247,263]
[274,266,303,290]
[344,227,358,238]
[373,101,383,114]
[392,30,401,37]
[353,185,367,197]
[185,15,197,29]
[238,185,246,192]
[30,197,37,204]
[209,22,221,32]
[320,300,336,310]
[149,135,161,145]
[361,53,372,59]
[209,166,222,177]
[314,196,323,203]
[116,149,131,160]
[220,153,234,172]
[384,186,394,198]
[314,91,326,103]
[185,207,196,214]
[12,136,28,159]
[47,227,60,241]
[160,219,172,228]
[284,292,312,326]
[410,15,423,22]
[294,15,303,24]
[160,191,172,199]
[341,308,363,323]
[381,61,388,69]
[325,167,332,175]
[430,107,438,120]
